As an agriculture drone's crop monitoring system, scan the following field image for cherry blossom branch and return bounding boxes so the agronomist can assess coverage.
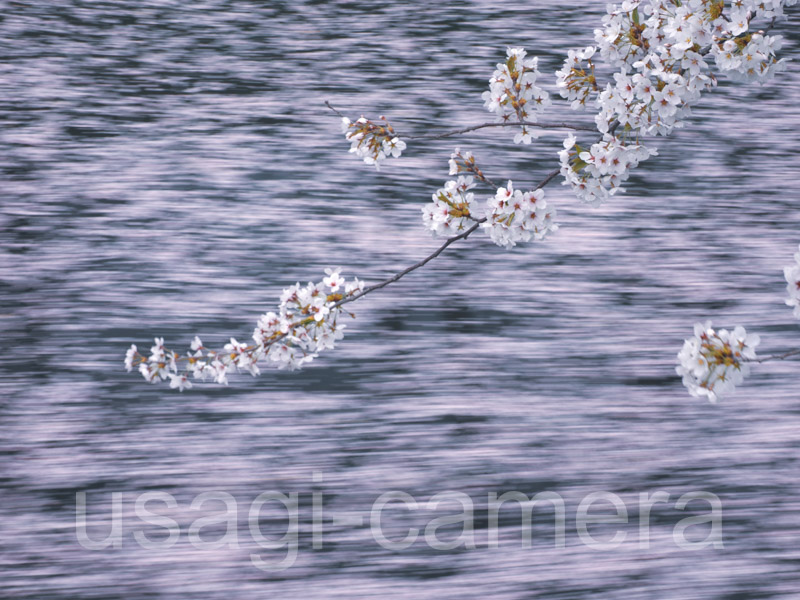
[129,2,799,394]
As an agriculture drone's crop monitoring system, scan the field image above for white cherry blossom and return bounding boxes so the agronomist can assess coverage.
[169,373,192,392]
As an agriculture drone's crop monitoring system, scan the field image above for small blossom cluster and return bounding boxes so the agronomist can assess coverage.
[448,147,489,183]
[594,1,651,70]
[125,269,365,390]
[421,172,558,249]
[784,244,800,320]
[421,176,480,237]
[482,47,551,144]
[125,337,181,388]
[555,46,599,110]
[593,58,712,138]
[482,181,557,249]
[711,32,787,83]
[723,0,797,34]
[341,115,406,170]
[676,321,760,403]
[558,133,656,206]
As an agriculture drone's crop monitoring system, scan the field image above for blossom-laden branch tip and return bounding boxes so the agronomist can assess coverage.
[676,243,800,403]
[125,269,365,390]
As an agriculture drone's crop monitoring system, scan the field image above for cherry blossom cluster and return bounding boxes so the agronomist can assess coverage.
[482,47,551,144]
[554,46,599,111]
[785,244,800,320]
[558,133,656,206]
[125,269,365,390]
[711,31,787,82]
[448,147,491,183]
[421,170,558,249]
[676,321,760,403]
[341,115,406,170]
[421,176,480,237]
[593,1,793,128]
[557,0,794,206]
[482,181,557,249]
[723,0,797,33]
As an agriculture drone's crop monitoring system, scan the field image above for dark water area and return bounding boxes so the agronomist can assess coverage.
[2,2,800,598]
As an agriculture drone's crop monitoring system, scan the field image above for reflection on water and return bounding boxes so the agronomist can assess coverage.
[2,2,800,598]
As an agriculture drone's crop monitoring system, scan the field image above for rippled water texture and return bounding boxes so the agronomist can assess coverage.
[2,2,800,598]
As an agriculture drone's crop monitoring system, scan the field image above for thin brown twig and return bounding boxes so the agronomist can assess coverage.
[404,120,597,139]
[477,173,500,189]
[324,100,596,139]
[751,348,800,363]
[535,166,562,190]
[333,219,485,309]
[763,16,778,36]
[462,164,500,189]
[324,100,347,119]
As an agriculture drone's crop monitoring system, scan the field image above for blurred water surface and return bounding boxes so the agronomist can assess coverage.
[2,2,800,599]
